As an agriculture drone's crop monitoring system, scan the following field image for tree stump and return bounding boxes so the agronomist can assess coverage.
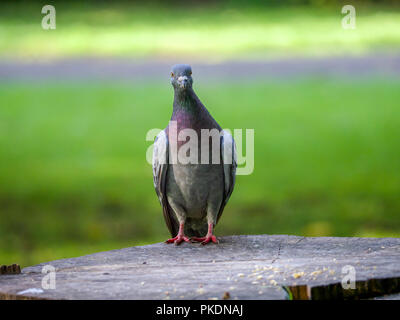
[0,235,399,300]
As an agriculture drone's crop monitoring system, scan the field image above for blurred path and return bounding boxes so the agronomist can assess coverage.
[0,53,399,82]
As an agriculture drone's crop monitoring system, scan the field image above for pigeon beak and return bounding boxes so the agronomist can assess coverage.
[178,76,189,89]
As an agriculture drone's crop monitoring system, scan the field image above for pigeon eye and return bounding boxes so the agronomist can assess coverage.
[171,72,174,77]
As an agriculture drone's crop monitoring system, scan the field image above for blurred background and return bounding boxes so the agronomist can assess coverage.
[1,0,399,267]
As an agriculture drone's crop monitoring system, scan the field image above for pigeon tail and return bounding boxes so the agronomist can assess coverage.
[184,218,209,237]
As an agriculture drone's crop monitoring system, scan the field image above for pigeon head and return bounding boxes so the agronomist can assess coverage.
[171,64,193,91]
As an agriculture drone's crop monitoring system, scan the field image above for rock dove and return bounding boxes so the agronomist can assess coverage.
[152,64,237,245]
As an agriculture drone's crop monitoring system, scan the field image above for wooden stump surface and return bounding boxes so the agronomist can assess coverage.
[1,235,399,300]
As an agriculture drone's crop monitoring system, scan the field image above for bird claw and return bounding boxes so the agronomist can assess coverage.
[165,235,191,245]
[191,235,219,245]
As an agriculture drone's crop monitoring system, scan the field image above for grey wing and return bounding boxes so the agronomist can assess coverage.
[217,130,237,222]
[152,130,177,236]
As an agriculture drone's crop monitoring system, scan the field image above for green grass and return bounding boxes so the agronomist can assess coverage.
[1,77,400,267]
[0,2,400,60]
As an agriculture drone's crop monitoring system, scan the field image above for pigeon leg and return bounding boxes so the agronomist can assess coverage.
[165,222,190,245]
[191,223,219,245]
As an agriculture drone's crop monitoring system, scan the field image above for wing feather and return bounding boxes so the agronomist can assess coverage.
[217,130,237,222]
[152,130,177,236]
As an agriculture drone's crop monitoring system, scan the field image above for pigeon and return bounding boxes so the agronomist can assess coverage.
[152,64,237,245]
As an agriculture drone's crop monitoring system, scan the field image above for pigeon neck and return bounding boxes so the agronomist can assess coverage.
[173,88,198,114]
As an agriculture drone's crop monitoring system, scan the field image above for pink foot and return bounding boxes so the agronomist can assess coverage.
[165,235,190,245]
[165,222,191,245]
[191,235,219,245]
[191,223,219,245]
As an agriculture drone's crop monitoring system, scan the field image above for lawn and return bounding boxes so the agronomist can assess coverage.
[0,2,399,60]
[1,77,400,267]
